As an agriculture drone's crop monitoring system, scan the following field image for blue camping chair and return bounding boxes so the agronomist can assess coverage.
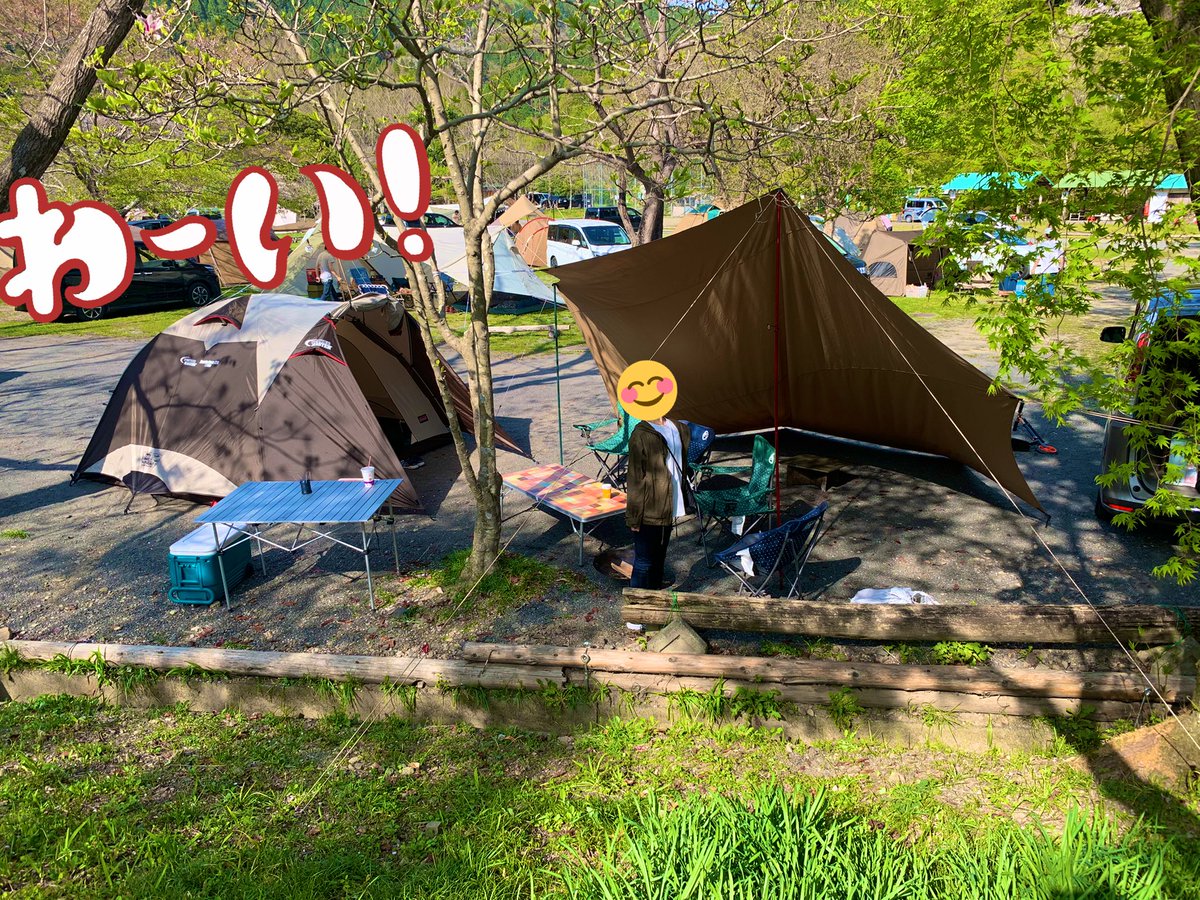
[347,266,391,296]
[680,421,715,488]
[713,502,828,598]
[573,408,640,486]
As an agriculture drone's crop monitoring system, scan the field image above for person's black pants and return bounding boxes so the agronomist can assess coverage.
[631,524,671,589]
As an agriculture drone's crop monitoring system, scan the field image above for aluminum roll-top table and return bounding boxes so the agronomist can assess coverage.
[195,478,403,610]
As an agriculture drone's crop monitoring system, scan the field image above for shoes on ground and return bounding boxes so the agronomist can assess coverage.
[402,457,426,469]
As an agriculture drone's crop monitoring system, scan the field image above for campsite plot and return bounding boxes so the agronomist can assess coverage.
[0,317,1193,659]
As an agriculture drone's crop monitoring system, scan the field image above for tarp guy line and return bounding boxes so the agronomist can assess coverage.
[812,226,1200,757]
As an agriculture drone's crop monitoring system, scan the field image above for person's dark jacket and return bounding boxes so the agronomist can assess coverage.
[626,420,691,528]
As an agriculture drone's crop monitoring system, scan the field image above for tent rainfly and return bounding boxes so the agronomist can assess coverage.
[74,293,521,507]
[550,192,1041,510]
[861,230,949,296]
[377,224,557,311]
[515,216,551,268]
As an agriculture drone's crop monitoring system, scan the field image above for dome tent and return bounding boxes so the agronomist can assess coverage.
[74,292,521,507]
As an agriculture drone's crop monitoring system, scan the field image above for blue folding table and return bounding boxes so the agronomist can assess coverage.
[195,479,403,611]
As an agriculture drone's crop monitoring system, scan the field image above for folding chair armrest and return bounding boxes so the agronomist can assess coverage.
[572,416,618,439]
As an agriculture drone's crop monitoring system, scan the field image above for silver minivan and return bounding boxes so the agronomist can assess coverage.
[545,219,632,266]
[1096,290,1200,521]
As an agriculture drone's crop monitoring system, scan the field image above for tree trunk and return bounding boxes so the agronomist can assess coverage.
[639,185,666,244]
[460,224,503,584]
[1140,0,1200,202]
[0,0,145,211]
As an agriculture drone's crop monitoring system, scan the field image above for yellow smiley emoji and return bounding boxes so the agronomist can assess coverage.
[617,360,678,420]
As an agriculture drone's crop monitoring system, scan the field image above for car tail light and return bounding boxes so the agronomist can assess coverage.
[1106,502,1135,513]
[1127,332,1149,382]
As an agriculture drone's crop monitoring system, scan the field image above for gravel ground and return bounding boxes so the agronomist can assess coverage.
[0,303,1193,662]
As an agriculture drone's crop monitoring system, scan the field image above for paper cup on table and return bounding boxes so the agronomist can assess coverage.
[361,466,375,485]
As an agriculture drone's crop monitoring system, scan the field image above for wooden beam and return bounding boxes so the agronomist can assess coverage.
[564,671,1143,720]
[487,324,570,334]
[463,642,1191,702]
[622,590,1200,645]
[2,641,563,689]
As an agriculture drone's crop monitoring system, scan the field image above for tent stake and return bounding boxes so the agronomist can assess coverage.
[554,284,563,465]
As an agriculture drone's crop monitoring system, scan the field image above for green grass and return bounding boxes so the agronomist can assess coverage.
[1,697,1195,898]
[890,291,977,320]
[0,528,29,539]
[443,309,586,356]
[407,549,591,615]
[0,305,189,340]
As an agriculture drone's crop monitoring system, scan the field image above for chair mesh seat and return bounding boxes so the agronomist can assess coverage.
[713,501,829,598]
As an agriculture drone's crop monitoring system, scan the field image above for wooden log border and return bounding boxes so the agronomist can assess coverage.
[622,589,1200,646]
[2,638,1185,722]
[462,643,1192,703]
[1,641,564,689]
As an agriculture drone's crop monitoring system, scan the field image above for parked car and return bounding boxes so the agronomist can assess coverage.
[902,197,946,222]
[919,208,994,225]
[1095,290,1200,521]
[823,233,868,276]
[128,216,174,230]
[545,219,633,266]
[57,241,221,320]
[380,211,458,228]
[585,206,643,232]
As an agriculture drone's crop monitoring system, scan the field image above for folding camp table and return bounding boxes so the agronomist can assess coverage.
[195,478,403,611]
[502,463,627,564]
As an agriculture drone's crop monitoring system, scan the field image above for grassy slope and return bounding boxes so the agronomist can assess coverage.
[0,306,188,341]
[1,695,1196,898]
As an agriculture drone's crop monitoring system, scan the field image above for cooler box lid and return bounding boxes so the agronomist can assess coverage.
[170,523,247,556]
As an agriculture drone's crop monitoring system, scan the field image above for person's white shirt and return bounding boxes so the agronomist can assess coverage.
[650,420,686,519]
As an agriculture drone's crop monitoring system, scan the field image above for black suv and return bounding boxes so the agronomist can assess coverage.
[63,241,221,320]
[585,206,642,231]
[1096,290,1200,520]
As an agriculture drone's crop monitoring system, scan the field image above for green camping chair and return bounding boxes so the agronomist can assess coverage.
[573,408,640,486]
[693,434,777,560]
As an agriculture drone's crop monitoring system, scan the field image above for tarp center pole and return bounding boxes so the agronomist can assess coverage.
[554,284,564,465]
[773,192,782,520]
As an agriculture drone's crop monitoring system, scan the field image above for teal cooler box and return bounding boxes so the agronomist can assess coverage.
[169,523,252,605]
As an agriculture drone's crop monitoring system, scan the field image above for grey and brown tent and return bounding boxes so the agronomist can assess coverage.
[74,293,521,509]
[862,230,948,296]
[550,192,1040,510]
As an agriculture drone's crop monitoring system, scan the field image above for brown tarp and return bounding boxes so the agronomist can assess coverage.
[514,217,550,268]
[672,213,708,234]
[496,196,542,229]
[550,192,1040,510]
[201,241,246,289]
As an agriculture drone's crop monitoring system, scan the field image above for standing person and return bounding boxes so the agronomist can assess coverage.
[317,249,341,302]
[625,416,691,590]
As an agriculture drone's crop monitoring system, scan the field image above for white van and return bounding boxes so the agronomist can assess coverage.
[545,219,632,266]
[902,197,947,222]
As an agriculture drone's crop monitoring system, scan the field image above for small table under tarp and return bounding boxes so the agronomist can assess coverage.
[502,463,627,564]
[195,478,403,611]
